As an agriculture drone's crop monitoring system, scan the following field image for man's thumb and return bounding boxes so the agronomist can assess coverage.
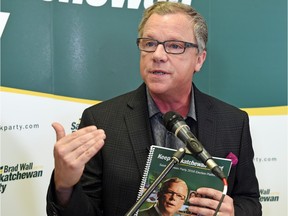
[52,122,66,141]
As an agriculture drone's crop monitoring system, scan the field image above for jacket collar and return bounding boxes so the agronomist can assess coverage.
[125,83,154,176]
[193,84,216,154]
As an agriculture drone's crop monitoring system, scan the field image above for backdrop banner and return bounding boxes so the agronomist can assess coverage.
[1,0,287,215]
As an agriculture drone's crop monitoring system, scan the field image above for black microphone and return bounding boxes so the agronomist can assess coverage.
[163,111,226,180]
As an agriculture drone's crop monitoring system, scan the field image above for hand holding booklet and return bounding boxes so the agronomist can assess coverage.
[136,145,232,216]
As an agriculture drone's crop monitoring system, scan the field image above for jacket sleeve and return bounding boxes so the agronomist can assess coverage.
[46,171,103,216]
[232,113,262,216]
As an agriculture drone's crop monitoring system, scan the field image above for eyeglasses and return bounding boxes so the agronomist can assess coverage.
[136,38,198,54]
[164,189,186,200]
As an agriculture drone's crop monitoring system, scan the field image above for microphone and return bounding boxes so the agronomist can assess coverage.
[163,111,226,180]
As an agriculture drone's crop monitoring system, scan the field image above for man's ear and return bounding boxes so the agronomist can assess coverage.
[194,50,207,73]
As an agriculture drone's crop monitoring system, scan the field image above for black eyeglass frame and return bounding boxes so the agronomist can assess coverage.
[136,37,198,54]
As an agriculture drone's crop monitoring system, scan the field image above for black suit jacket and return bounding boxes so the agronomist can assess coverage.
[46,83,261,216]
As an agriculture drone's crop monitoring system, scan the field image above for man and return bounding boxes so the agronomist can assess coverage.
[139,177,188,216]
[46,2,262,216]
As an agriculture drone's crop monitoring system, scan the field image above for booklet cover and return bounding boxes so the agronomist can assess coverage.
[136,145,232,216]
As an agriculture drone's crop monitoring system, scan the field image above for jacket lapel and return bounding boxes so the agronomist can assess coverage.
[124,84,154,176]
[194,85,217,154]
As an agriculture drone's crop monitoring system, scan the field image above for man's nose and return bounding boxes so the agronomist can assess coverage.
[152,44,168,62]
[169,193,176,200]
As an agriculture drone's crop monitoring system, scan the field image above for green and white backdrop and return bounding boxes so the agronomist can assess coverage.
[0,0,287,215]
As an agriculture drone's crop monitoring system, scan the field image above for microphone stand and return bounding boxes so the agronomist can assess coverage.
[125,147,187,216]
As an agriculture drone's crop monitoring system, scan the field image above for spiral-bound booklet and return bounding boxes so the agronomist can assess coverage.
[137,145,232,215]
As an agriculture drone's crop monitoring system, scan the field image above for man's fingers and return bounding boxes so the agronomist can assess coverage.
[52,122,66,141]
[53,124,106,163]
[74,133,105,164]
[196,188,222,200]
[52,122,99,144]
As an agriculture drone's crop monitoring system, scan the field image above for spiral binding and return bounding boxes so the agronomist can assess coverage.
[136,145,156,201]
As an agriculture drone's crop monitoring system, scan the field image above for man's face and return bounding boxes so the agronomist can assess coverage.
[158,182,187,215]
[139,13,206,99]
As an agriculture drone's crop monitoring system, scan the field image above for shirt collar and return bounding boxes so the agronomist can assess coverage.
[146,86,197,121]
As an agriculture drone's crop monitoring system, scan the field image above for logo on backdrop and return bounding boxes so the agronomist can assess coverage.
[0,162,44,194]
[71,118,81,132]
[42,0,193,9]
[0,123,40,132]
[259,188,280,203]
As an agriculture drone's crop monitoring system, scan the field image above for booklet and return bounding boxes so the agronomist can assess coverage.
[136,145,232,215]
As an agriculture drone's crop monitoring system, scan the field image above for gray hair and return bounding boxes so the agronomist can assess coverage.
[138,2,208,53]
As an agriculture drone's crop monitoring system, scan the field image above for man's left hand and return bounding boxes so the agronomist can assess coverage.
[188,187,234,216]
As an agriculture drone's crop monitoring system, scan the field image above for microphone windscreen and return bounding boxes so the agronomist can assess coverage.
[163,111,184,132]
